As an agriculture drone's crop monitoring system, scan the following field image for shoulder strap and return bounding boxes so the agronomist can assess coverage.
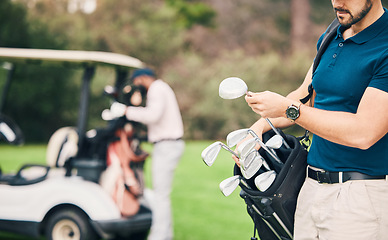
[300,18,340,104]
[312,18,340,73]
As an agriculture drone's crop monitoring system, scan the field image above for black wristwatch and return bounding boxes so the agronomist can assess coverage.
[286,104,301,121]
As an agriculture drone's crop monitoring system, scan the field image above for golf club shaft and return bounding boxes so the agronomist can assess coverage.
[221,144,239,158]
[251,205,283,240]
[240,178,251,189]
[268,148,278,158]
[247,129,284,164]
[263,160,271,170]
[255,138,282,163]
[265,118,290,149]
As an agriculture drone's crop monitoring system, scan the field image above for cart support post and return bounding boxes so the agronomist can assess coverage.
[0,62,14,114]
[77,66,95,148]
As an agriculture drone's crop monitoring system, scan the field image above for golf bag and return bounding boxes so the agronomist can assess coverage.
[101,123,148,217]
[235,130,308,240]
[46,118,149,217]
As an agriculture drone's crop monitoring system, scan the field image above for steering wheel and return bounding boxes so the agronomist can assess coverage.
[0,114,24,145]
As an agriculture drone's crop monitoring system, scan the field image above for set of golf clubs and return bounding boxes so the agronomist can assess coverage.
[202,77,295,239]
[201,128,288,196]
[201,76,292,197]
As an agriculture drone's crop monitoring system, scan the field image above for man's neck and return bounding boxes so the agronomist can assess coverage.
[343,4,384,39]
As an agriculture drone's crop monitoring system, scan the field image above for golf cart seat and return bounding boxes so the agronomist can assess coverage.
[0,164,50,186]
[46,126,107,183]
[46,127,79,168]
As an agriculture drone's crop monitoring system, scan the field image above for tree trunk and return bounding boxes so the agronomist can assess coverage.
[290,0,311,53]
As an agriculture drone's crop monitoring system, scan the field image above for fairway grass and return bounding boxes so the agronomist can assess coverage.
[0,141,254,240]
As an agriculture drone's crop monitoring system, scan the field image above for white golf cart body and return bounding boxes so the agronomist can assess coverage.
[0,170,120,235]
[0,48,152,240]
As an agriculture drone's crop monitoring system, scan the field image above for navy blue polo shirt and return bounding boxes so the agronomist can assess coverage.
[308,9,388,175]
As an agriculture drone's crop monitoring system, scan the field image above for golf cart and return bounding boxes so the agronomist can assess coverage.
[0,48,152,240]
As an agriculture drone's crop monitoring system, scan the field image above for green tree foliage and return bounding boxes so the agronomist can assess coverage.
[164,50,311,139]
[28,0,185,68]
[3,65,79,142]
[5,0,388,141]
[0,0,79,142]
[86,0,215,67]
[22,0,215,68]
[166,0,216,28]
[90,0,185,68]
[0,1,29,48]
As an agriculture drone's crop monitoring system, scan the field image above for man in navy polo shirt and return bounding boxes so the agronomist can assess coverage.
[240,0,388,239]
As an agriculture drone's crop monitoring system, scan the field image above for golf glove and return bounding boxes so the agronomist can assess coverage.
[110,102,127,118]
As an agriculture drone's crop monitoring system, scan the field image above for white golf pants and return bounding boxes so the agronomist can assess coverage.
[147,140,184,240]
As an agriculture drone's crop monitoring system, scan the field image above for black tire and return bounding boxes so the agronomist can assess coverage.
[45,208,99,240]
[113,230,149,240]
[129,230,149,240]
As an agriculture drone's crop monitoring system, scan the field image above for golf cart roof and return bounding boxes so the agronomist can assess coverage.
[0,47,144,69]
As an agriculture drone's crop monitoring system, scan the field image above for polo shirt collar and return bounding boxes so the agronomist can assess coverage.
[336,8,388,44]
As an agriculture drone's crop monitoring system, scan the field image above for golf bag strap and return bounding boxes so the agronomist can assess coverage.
[300,18,340,104]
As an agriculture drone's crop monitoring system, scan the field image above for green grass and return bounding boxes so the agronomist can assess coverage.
[0,145,47,174]
[0,142,254,240]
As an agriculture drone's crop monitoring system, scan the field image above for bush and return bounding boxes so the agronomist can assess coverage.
[163,50,312,139]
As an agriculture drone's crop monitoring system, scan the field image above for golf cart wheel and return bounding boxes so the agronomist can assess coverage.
[45,208,99,240]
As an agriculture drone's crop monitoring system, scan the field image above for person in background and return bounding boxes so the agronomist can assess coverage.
[236,0,388,239]
[111,68,184,240]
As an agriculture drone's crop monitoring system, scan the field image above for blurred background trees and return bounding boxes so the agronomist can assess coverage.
[2,0,387,141]
[0,0,78,142]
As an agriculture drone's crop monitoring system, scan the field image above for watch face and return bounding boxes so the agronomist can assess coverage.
[287,106,299,120]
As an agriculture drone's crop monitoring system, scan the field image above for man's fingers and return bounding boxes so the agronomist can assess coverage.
[232,155,240,167]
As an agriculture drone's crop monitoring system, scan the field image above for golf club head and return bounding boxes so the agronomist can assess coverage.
[0,122,16,143]
[226,128,250,147]
[103,85,118,100]
[237,138,257,158]
[101,109,114,121]
[0,114,24,145]
[266,135,283,150]
[201,141,222,166]
[255,170,277,192]
[219,175,240,196]
[219,77,248,99]
[241,151,263,179]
